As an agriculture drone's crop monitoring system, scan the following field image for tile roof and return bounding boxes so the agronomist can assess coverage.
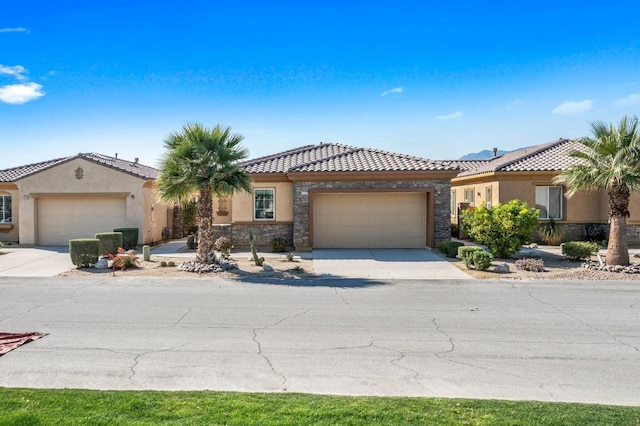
[0,153,158,182]
[242,143,457,173]
[457,139,584,177]
[439,159,491,171]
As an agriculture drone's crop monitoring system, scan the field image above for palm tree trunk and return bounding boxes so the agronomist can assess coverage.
[606,216,629,266]
[196,186,216,264]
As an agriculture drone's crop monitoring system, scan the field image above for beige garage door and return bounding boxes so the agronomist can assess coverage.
[38,197,127,245]
[313,192,426,248]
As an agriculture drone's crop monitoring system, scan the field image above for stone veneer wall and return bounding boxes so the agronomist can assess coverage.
[212,223,293,248]
[292,180,452,249]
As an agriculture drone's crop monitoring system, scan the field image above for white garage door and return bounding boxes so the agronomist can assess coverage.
[38,197,127,245]
[313,192,426,248]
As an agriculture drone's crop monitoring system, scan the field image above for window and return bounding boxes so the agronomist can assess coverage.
[463,188,469,202]
[469,187,475,204]
[535,186,562,219]
[450,190,456,217]
[485,186,492,208]
[254,189,274,220]
[0,195,11,223]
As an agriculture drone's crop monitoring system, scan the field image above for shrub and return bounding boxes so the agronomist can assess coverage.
[438,241,465,258]
[286,252,295,262]
[215,236,233,258]
[94,232,123,256]
[69,238,100,267]
[113,228,139,250]
[471,250,493,271]
[461,200,539,258]
[272,237,287,253]
[451,223,460,238]
[160,261,168,267]
[458,246,484,268]
[538,218,565,246]
[292,265,305,273]
[515,258,546,272]
[187,233,197,250]
[561,241,599,261]
[168,261,176,267]
[107,247,139,271]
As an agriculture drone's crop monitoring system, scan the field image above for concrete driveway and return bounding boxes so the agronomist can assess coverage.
[1,276,639,405]
[0,246,73,277]
[313,249,471,279]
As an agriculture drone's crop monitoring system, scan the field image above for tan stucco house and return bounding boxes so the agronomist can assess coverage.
[208,143,458,249]
[449,139,640,244]
[0,153,170,246]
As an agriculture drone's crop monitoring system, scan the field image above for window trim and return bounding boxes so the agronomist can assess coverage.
[535,186,563,220]
[0,194,12,224]
[254,188,275,221]
[450,190,456,217]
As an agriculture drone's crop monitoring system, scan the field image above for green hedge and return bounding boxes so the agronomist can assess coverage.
[471,250,494,271]
[69,239,100,267]
[94,232,123,256]
[113,228,138,250]
[438,241,465,258]
[458,246,484,268]
[561,241,599,261]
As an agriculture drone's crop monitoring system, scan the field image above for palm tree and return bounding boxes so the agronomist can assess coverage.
[156,123,252,263]
[554,116,640,266]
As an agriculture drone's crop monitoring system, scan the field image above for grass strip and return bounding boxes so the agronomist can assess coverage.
[0,388,638,425]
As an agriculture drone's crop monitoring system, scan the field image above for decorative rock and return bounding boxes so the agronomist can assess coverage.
[263,264,274,272]
[529,243,538,249]
[582,260,640,274]
[178,258,238,274]
[94,258,109,269]
[493,263,510,273]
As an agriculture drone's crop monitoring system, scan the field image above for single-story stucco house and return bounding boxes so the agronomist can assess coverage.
[448,138,640,244]
[0,153,170,246]
[206,143,458,250]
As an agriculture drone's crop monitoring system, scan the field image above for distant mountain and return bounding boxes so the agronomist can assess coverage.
[458,149,509,160]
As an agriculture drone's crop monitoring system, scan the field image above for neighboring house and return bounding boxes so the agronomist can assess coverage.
[0,153,170,246]
[449,139,640,243]
[208,143,459,249]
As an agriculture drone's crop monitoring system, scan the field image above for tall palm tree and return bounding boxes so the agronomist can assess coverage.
[554,116,640,266]
[156,123,252,263]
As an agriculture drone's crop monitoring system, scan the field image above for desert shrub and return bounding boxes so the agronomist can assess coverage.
[538,218,565,246]
[107,247,139,271]
[215,236,233,258]
[113,228,138,250]
[272,237,287,252]
[561,241,599,261]
[160,261,168,267]
[249,231,264,266]
[168,261,176,267]
[471,250,493,271]
[461,200,539,258]
[438,241,465,258]
[515,258,546,272]
[451,223,460,238]
[69,238,100,267]
[94,232,123,256]
[187,233,197,250]
[286,252,295,262]
[458,246,484,268]
[292,265,305,273]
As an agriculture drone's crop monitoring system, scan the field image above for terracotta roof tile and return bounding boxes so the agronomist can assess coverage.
[243,143,456,173]
[457,139,584,177]
[0,153,157,182]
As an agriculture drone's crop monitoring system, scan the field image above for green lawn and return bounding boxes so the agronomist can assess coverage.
[0,388,638,425]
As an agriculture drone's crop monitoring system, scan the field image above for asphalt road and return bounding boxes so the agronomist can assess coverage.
[0,276,639,406]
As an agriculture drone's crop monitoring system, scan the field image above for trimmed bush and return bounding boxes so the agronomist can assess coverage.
[461,200,539,258]
[272,237,287,253]
[471,250,493,271]
[515,258,546,272]
[438,241,465,258]
[458,246,484,268]
[113,228,138,250]
[69,238,100,267]
[94,232,123,256]
[561,241,599,261]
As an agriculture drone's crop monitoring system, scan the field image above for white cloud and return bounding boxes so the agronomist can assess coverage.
[0,83,45,104]
[381,87,403,96]
[614,93,640,107]
[0,64,27,80]
[437,111,463,120]
[0,27,29,33]
[551,100,593,116]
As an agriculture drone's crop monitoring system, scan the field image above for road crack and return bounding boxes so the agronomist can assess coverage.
[334,288,353,309]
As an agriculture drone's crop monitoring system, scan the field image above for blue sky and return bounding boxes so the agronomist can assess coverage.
[2,1,640,169]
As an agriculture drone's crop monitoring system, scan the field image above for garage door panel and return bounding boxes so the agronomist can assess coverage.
[313,192,426,249]
[38,197,127,245]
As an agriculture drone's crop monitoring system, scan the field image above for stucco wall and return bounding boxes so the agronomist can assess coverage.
[15,158,164,245]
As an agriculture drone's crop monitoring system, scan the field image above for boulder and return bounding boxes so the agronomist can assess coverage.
[263,264,274,272]
[94,258,109,269]
[493,263,510,273]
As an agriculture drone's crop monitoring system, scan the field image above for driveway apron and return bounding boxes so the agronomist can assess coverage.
[0,246,73,277]
[312,248,472,279]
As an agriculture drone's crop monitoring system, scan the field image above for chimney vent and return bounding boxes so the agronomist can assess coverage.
[134,157,139,165]
[492,147,498,157]
[115,153,118,159]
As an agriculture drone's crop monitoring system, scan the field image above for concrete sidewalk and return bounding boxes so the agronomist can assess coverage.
[0,246,73,277]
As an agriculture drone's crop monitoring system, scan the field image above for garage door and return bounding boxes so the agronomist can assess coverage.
[38,197,127,245]
[313,192,426,248]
